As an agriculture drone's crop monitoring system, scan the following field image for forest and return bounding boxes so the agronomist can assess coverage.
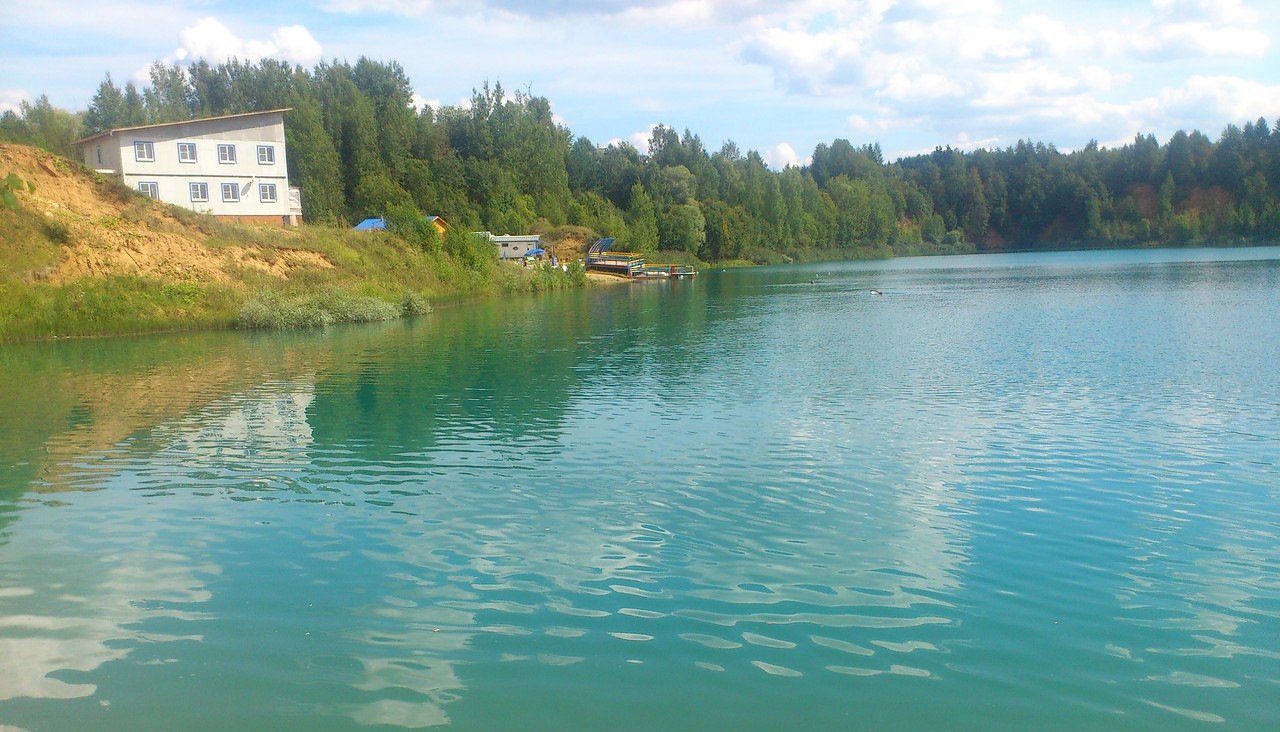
[4,57,1280,261]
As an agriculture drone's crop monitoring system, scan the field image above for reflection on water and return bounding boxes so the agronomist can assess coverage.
[1,248,1279,731]
[0,545,212,702]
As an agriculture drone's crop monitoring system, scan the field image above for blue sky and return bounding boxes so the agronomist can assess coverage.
[3,0,1280,165]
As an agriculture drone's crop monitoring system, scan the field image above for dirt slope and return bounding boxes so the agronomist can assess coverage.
[1,143,330,284]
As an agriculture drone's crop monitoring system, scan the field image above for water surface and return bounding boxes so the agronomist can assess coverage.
[2,247,1278,730]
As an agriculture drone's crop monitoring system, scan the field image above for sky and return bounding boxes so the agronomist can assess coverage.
[3,0,1280,166]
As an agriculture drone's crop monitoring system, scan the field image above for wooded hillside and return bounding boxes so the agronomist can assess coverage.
[4,58,1279,260]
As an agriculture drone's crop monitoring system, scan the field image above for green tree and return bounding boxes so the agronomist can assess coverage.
[283,90,345,221]
[353,173,413,218]
[10,96,82,157]
[660,202,706,252]
[84,74,128,135]
[624,182,659,252]
[143,63,193,122]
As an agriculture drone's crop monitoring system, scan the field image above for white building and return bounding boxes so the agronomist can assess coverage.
[75,109,302,226]
[489,234,543,260]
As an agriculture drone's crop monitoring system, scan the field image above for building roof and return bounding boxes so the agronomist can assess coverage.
[74,108,293,146]
[354,215,445,231]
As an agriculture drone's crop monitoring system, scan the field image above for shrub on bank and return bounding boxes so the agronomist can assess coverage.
[235,287,402,330]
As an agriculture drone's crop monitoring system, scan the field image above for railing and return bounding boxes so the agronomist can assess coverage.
[640,264,697,278]
[586,250,645,276]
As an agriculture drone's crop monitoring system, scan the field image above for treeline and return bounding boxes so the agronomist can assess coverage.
[4,57,1280,258]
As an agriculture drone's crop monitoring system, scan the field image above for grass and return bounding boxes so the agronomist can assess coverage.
[0,199,588,343]
[0,205,62,279]
[0,276,243,341]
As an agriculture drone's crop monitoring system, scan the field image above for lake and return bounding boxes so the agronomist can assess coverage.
[1,247,1278,731]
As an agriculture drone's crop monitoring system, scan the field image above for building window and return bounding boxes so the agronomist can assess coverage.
[138,181,159,198]
[134,141,154,162]
[190,182,209,202]
[178,142,197,163]
[217,144,236,164]
[221,182,240,203]
[259,183,278,203]
[257,145,275,165]
[96,146,103,166]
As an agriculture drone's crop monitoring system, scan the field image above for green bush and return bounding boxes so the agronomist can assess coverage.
[400,292,432,316]
[235,287,400,330]
[42,218,70,243]
[385,204,441,253]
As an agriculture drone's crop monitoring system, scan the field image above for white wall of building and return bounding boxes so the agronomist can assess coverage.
[79,110,294,221]
[492,234,541,259]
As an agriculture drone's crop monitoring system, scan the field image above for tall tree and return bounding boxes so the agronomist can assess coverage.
[84,74,128,135]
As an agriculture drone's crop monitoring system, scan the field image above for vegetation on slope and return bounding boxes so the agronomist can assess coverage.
[0,143,581,344]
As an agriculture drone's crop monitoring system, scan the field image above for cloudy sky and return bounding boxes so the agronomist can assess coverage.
[3,0,1280,166]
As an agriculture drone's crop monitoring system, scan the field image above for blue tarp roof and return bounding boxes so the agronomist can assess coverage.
[355,216,445,231]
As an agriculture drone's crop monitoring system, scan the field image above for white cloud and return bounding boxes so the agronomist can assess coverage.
[739,26,865,95]
[740,0,1272,105]
[1152,0,1256,25]
[1147,75,1280,122]
[972,67,1081,108]
[879,72,963,103]
[271,26,324,67]
[764,142,806,169]
[1153,23,1267,58]
[322,0,435,14]
[411,93,440,111]
[170,17,323,67]
[0,89,29,114]
[1079,65,1126,93]
[847,113,894,135]
[630,124,659,154]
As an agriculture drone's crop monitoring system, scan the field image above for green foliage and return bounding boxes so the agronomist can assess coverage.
[3,172,35,211]
[624,182,660,252]
[235,286,401,330]
[42,218,70,243]
[661,202,706,253]
[0,97,82,158]
[286,93,344,222]
[0,277,241,343]
[384,204,442,252]
[442,226,496,272]
[354,173,413,217]
[498,258,587,294]
[400,292,432,316]
[83,73,146,135]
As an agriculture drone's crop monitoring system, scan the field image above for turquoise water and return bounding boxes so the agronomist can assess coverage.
[1,247,1278,730]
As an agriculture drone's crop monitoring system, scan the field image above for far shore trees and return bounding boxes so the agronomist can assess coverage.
[4,57,1280,259]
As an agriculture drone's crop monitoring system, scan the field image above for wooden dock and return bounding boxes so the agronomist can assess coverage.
[638,264,697,278]
[586,238,696,279]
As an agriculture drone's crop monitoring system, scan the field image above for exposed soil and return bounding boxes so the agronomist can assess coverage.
[1,143,331,285]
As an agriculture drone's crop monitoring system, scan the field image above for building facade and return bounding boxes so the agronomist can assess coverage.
[76,109,302,226]
[489,234,542,259]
